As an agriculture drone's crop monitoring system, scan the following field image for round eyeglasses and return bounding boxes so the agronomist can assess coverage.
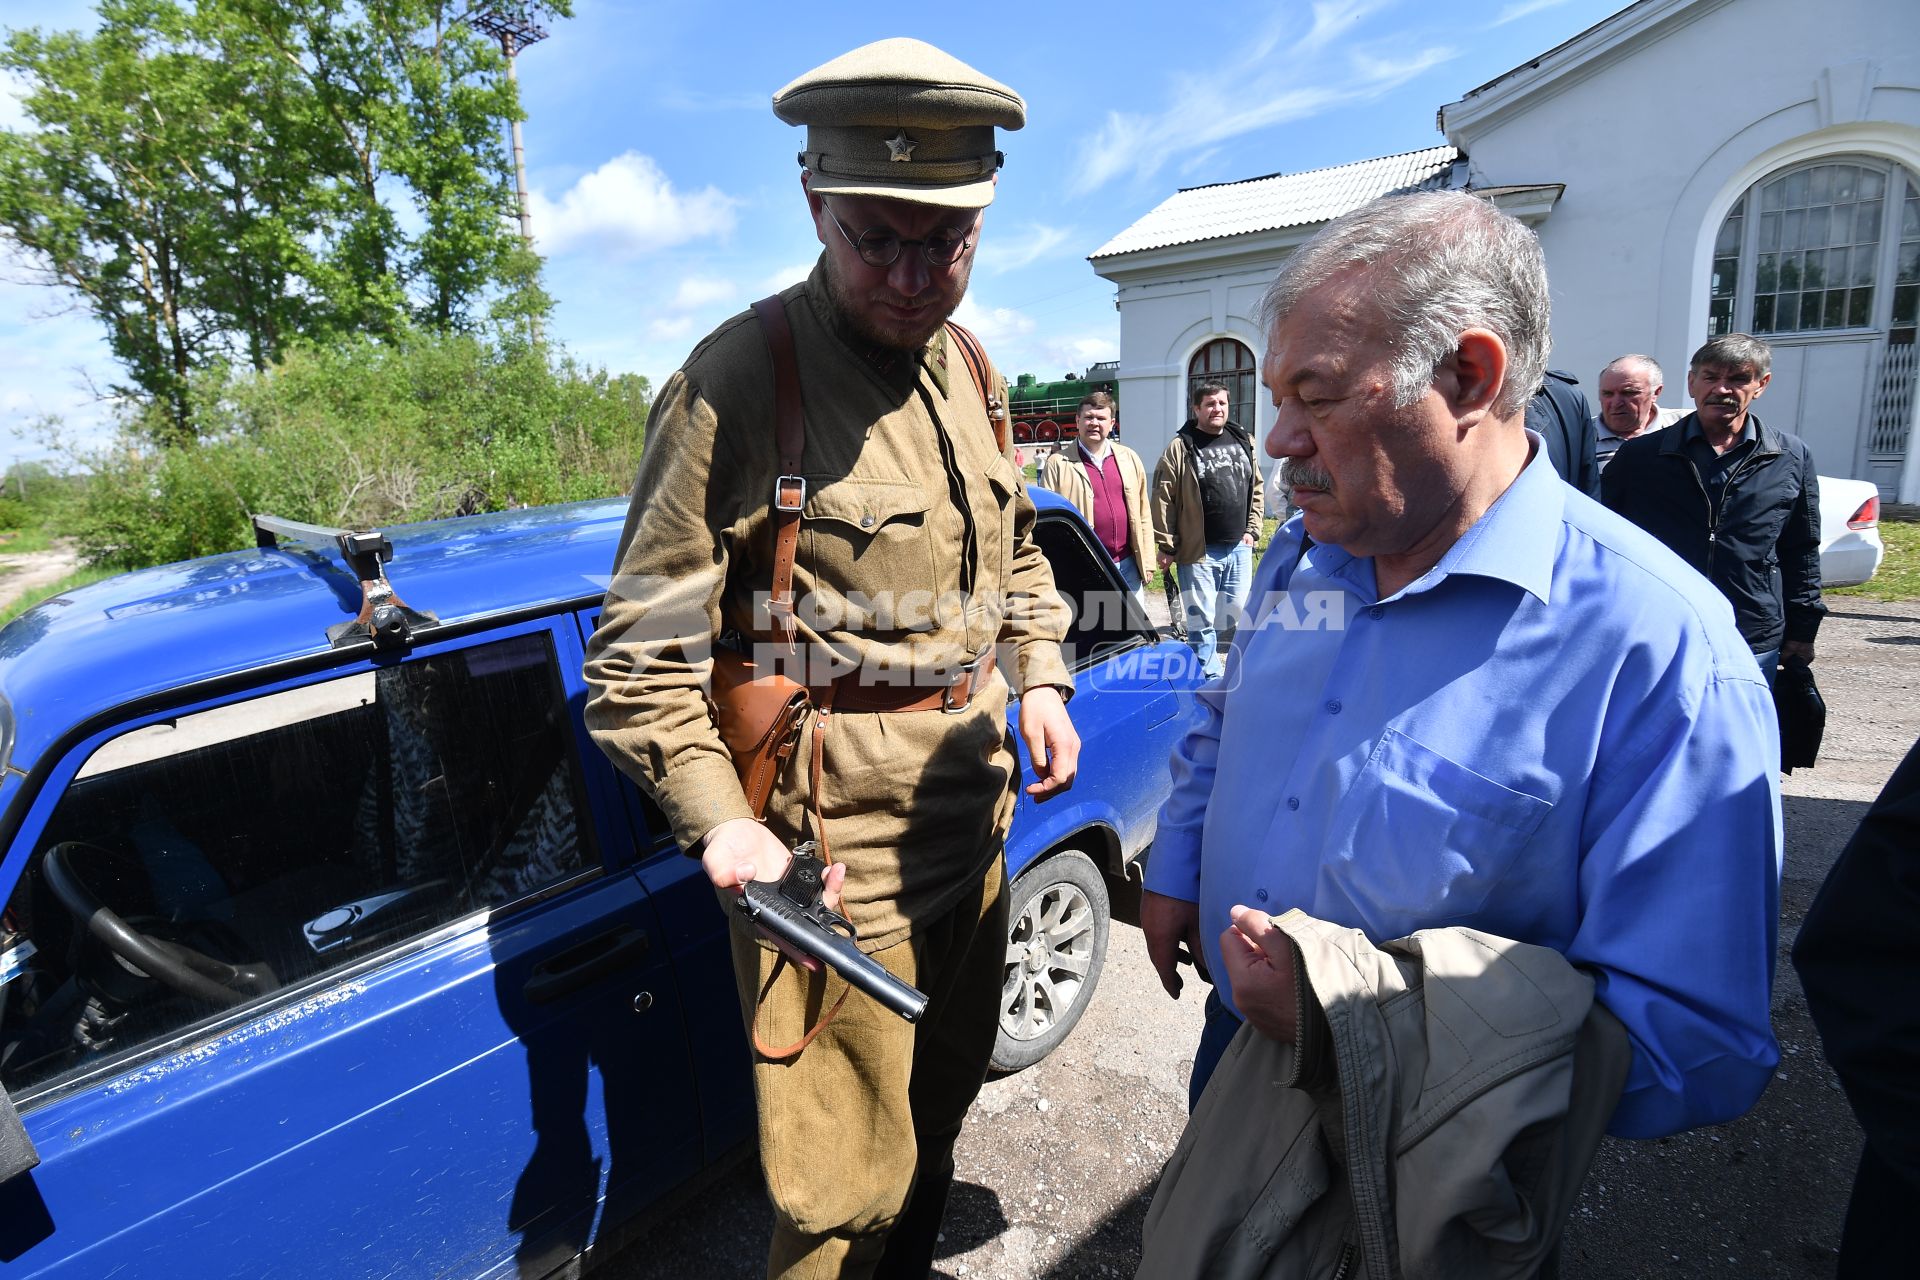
[825,204,976,269]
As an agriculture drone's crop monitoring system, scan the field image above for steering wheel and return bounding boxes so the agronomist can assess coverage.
[41,842,272,1008]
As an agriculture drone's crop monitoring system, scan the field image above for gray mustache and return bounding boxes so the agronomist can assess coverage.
[1280,459,1334,492]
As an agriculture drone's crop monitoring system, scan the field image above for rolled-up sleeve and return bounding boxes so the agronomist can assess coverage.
[1571,663,1783,1137]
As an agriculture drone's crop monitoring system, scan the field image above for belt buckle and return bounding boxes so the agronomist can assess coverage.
[774,474,807,513]
[943,649,991,714]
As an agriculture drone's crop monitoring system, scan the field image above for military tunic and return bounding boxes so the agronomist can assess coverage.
[584,259,1073,944]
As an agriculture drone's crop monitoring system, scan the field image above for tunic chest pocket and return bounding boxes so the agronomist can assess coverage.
[804,478,936,602]
[1318,728,1552,927]
[981,457,1022,589]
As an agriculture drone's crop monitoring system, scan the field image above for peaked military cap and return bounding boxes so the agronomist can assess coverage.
[773,38,1025,209]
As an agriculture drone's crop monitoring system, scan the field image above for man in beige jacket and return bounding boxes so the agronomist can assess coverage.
[1038,391,1155,612]
[1152,382,1265,678]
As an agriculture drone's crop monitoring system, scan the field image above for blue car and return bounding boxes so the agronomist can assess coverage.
[0,489,1198,1277]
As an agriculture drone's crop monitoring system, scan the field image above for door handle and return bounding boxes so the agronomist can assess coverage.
[522,925,651,1004]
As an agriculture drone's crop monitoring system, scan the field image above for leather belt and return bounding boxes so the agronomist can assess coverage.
[821,647,997,715]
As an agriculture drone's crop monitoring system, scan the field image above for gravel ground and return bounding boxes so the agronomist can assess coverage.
[597,598,1920,1280]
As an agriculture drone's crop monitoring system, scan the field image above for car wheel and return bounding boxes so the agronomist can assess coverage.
[992,849,1110,1072]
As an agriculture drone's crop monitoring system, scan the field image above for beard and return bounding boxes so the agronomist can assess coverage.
[821,249,971,351]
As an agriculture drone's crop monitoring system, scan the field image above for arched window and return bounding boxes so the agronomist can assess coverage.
[1708,157,1920,486]
[1187,338,1257,428]
[1708,158,1919,340]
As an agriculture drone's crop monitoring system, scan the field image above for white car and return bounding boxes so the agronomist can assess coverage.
[1818,475,1884,587]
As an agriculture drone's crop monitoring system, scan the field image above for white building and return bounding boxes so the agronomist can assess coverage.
[1090,0,1920,501]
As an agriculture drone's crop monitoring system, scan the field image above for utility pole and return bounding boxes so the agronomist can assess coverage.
[471,5,549,341]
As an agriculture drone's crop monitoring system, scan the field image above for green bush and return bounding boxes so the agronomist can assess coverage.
[66,330,650,571]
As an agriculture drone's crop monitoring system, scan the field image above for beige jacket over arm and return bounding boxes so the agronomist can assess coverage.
[1037,442,1157,571]
[582,265,1073,950]
[1150,423,1266,565]
[1139,910,1630,1280]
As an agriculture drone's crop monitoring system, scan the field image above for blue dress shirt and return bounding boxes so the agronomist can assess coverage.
[1147,440,1783,1138]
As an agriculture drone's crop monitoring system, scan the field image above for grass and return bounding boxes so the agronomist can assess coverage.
[0,566,117,628]
[1829,515,1920,603]
[0,525,62,556]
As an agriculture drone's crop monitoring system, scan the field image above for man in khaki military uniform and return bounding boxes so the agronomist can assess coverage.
[1038,391,1156,611]
[582,38,1079,1280]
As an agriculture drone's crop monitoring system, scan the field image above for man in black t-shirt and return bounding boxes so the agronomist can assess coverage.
[1152,381,1265,678]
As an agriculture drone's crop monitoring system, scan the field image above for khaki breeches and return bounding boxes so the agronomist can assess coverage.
[729,855,1009,1280]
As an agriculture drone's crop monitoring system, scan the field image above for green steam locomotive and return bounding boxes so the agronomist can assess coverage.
[1006,361,1120,447]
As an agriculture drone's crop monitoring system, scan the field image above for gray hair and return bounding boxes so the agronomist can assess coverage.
[1689,333,1772,379]
[1601,353,1665,387]
[1259,190,1550,419]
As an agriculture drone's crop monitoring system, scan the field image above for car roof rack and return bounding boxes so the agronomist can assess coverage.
[251,514,439,651]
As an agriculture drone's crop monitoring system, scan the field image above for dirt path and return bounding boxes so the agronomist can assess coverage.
[0,541,82,613]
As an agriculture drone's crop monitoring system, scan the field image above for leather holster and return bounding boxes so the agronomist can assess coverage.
[709,646,812,820]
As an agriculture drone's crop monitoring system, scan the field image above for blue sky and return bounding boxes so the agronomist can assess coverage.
[0,0,1629,467]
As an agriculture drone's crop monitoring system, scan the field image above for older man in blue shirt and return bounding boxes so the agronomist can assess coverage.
[1141,189,1782,1140]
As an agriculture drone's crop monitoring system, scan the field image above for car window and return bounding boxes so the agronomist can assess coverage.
[0,630,596,1101]
[1033,512,1155,671]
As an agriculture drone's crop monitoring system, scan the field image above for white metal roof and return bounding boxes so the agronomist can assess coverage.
[1088,145,1464,260]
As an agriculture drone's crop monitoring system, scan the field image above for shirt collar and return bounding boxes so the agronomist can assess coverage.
[1078,440,1111,464]
[1415,432,1559,606]
[1681,411,1755,448]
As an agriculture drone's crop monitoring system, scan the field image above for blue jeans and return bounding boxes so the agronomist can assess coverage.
[1180,542,1253,679]
[1189,986,1244,1111]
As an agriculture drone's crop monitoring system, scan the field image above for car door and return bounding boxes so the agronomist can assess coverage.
[571,607,755,1167]
[1010,509,1192,867]
[0,619,700,1278]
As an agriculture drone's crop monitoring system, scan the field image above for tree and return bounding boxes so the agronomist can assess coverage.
[0,0,570,440]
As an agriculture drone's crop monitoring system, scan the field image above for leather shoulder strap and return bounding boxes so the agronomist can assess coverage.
[945,321,1009,457]
[753,295,805,650]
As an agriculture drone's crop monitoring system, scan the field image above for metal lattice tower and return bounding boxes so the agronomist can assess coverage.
[471,6,549,253]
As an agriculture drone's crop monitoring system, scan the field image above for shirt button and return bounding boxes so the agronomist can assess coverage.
[1286,796,1299,811]
[1326,699,1342,715]
[861,513,875,528]
[1370,606,1384,620]
[1255,888,1270,903]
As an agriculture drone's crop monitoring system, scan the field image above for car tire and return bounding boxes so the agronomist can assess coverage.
[992,849,1110,1073]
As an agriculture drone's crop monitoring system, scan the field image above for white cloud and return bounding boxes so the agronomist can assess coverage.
[0,251,122,465]
[951,296,1038,351]
[1295,0,1396,56]
[1494,0,1574,26]
[646,315,699,343]
[978,224,1074,275]
[1069,9,1457,195]
[759,263,816,294]
[529,152,740,259]
[670,276,736,310]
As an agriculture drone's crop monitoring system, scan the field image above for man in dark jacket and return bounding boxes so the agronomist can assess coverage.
[1794,735,1920,1278]
[1601,333,1824,682]
[1526,367,1599,498]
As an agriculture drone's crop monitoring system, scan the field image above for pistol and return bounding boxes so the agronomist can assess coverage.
[735,842,929,1023]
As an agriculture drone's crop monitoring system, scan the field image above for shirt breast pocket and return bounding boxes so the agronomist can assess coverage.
[804,478,935,612]
[1319,728,1552,926]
